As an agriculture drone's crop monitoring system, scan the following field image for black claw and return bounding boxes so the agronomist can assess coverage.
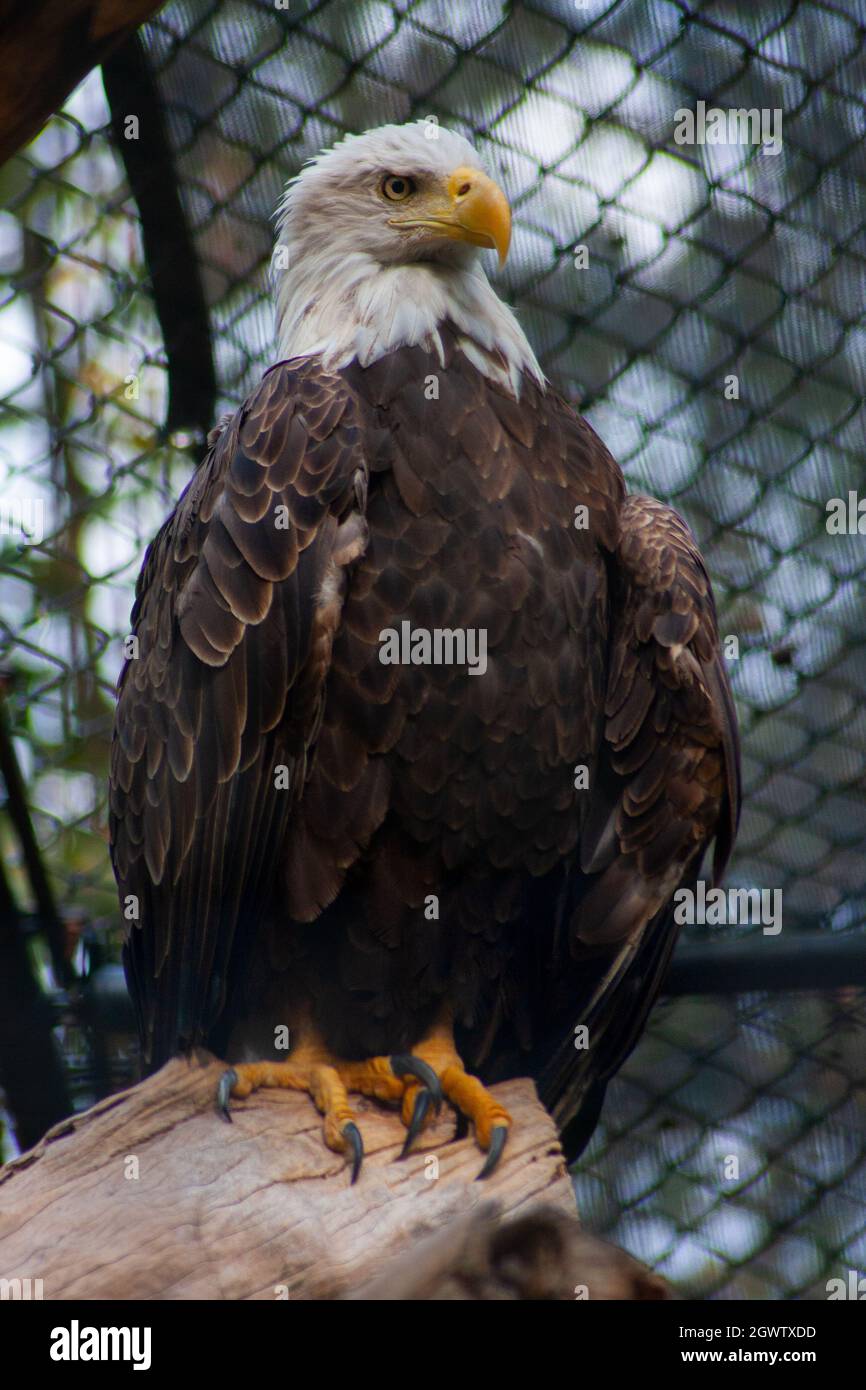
[343,1121,364,1184]
[453,1108,470,1142]
[399,1087,433,1159]
[217,1068,238,1122]
[389,1054,442,1113]
[476,1125,508,1180]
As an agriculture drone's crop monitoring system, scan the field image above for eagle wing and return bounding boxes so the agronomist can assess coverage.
[109,361,370,1069]
[535,492,741,1150]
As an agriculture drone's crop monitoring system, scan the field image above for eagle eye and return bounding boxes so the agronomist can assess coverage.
[382,174,415,201]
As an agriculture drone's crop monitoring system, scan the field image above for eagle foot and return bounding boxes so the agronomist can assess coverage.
[399,1022,513,1179]
[216,1033,510,1181]
[216,1051,443,1184]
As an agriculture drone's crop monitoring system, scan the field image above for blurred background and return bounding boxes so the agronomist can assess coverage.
[1,0,864,1299]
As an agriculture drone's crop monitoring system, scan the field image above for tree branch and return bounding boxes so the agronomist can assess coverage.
[0,1053,670,1300]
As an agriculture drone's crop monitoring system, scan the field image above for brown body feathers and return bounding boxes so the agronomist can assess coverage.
[110,326,740,1155]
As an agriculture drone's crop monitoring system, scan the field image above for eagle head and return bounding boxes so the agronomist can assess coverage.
[275,122,510,270]
[271,122,543,392]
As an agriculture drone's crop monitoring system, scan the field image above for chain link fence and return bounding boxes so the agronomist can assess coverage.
[1,0,865,1298]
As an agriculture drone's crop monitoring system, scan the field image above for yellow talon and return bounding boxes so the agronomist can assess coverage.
[216,1017,510,1181]
[406,1015,512,1173]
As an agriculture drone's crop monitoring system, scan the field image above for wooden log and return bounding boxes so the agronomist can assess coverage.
[0,1053,670,1300]
[0,1,167,168]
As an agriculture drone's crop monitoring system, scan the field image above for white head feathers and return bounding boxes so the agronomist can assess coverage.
[271,122,544,397]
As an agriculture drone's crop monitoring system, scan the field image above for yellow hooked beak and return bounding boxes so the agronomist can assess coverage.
[388,166,512,268]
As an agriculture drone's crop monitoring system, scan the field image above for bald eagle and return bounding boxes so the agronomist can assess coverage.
[110,122,740,1181]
